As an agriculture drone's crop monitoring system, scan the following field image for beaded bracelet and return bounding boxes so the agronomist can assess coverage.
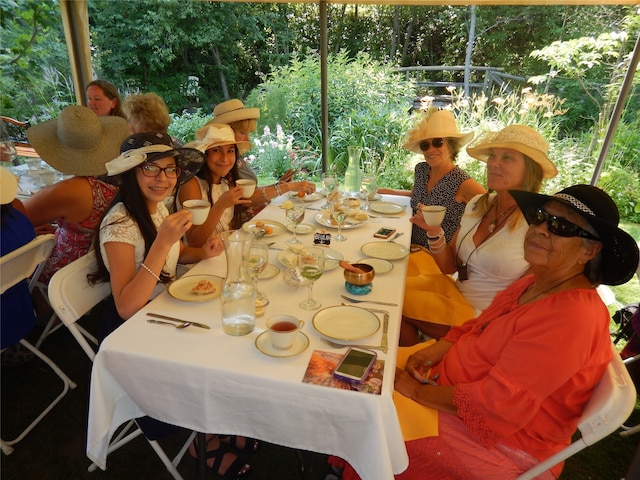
[428,242,447,254]
[140,263,161,282]
[274,183,282,197]
[261,187,270,204]
[426,228,444,241]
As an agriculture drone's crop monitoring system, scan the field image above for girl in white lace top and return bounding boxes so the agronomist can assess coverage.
[90,132,223,323]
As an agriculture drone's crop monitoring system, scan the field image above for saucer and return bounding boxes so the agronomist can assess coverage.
[258,263,280,280]
[255,331,310,357]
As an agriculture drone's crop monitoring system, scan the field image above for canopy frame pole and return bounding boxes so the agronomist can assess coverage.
[320,0,329,173]
[591,31,640,185]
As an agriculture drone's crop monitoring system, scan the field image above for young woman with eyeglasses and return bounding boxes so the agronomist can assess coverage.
[400,124,559,345]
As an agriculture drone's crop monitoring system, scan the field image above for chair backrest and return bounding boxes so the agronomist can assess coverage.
[1,116,31,147]
[517,342,637,480]
[47,251,111,361]
[0,234,56,295]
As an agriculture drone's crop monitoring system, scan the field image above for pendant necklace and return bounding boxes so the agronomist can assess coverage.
[488,201,518,233]
[519,272,585,305]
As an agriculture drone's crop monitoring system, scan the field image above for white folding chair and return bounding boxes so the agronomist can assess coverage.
[0,234,77,455]
[48,251,194,480]
[619,354,640,437]
[516,343,637,480]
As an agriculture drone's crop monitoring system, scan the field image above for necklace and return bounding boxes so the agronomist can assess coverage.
[520,272,585,305]
[488,201,518,233]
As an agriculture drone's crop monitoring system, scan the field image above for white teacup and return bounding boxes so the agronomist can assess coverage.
[183,199,211,225]
[39,169,56,186]
[420,205,446,226]
[267,315,304,350]
[237,179,257,198]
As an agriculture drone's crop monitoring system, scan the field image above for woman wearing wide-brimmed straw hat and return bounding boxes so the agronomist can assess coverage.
[337,184,639,480]
[401,124,558,345]
[24,105,130,287]
[203,99,316,210]
[380,108,486,246]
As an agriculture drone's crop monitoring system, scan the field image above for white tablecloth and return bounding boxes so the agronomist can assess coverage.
[87,193,413,479]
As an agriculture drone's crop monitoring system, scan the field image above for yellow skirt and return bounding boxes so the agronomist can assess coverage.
[403,251,474,327]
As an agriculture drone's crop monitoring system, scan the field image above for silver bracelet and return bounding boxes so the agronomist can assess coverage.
[274,183,282,197]
[261,187,270,204]
[140,263,161,282]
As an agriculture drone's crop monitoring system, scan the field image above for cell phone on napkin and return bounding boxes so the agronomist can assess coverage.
[333,347,377,383]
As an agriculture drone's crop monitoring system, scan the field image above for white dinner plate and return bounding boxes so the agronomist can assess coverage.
[356,257,394,274]
[277,247,343,271]
[167,275,224,302]
[255,331,310,358]
[258,263,280,280]
[286,223,315,234]
[313,211,367,230]
[289,191,323,202]
[242,219,286,237]
[312,306,380,341]
[369,201,405,215]
[361,242,409,261]
[359,192,382,202]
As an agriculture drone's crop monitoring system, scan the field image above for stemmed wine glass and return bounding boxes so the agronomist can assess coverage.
[243,242,269,303]
[360,174,376,211]
[298,247,324,310]
[285,206,305,245]
[330,196,348,242]
[320,172,337,209]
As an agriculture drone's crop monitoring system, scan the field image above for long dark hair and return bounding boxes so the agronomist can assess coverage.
[196,145,244,230]
[88,167,174,285]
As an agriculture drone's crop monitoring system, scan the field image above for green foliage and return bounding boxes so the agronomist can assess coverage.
[246,51,415,183]
[167,108,211,144]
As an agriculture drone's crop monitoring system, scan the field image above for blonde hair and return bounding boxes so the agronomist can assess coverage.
[472,155,544,231]
[228,119,257,133]
[123,93,171,133]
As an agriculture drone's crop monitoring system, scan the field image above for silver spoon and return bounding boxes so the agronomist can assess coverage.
[147,319,191,329]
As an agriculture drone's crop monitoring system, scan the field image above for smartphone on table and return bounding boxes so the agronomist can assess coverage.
[373,227,396,239]
[333,347,377,384]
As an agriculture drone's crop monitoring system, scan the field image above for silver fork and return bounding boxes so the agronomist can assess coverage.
[321,338,387,353]
[340,294,398,307]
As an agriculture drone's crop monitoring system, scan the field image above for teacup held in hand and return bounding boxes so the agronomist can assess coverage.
[237,179,257,198]
[420,205,446,226]
[183,199,211,225]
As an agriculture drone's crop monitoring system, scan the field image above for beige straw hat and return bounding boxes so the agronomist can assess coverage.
[27,105,130,177]
[0,166,18,205]
[186,124,251,155]
[212,99,260,124]
[403,109,474,154]
[466,125,558,179]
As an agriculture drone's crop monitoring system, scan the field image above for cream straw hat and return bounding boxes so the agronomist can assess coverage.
[403,109,474,154]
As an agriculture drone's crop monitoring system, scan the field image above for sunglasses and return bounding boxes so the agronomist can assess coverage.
[525,207,600,241]
[139,164,182,179]
[419,138,444,151]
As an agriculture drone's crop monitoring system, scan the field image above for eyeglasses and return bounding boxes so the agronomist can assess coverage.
[419,138,444,151]
[525,207,600,241]
[139,164,182,178]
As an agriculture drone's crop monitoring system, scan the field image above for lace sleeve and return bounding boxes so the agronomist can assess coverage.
[100,203,141,248]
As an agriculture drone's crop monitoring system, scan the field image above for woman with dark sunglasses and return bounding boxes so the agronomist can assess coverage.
[379,108,485,246]
[401,125,558,344]
[334,185,638,480]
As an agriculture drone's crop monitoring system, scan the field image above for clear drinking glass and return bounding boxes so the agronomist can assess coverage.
[285,206,305,244]
[0,140,18,166]
[360,174,376,211]
[330,196,348,242]
[298,247,325,310]
[320,173,337,208]
[243,242,269,303]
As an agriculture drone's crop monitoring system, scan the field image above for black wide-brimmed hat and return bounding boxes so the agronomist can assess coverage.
[510,185,639,286]
[106,132,205,186]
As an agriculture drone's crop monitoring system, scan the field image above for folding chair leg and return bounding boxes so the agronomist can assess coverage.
[1,340,76,452]
[620,424,640,437]
[35,312,59,348]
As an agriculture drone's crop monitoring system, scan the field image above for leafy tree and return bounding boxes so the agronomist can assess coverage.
[1,0,74,120]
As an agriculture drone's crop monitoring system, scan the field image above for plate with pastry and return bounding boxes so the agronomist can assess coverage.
[168,275,224,302]
[242,219,286,237]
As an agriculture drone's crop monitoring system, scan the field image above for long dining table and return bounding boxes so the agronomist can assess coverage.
[87,192,414,479]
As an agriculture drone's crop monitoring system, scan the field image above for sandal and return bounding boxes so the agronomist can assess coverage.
[220,435,259,453]
[189,435,251,480]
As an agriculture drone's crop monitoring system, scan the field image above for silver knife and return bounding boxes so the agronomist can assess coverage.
[147,313,211,329]
[380,311,389,353]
